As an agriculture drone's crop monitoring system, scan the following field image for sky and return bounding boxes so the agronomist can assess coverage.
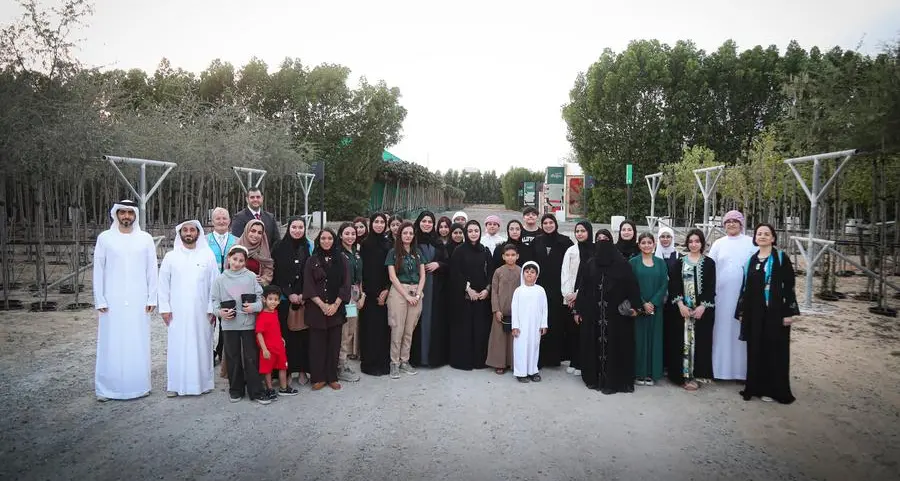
[3,0,898,174]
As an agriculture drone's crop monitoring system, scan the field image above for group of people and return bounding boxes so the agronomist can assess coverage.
[92,188,800,406]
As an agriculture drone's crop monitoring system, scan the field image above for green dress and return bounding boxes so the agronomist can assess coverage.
[629,255,668,381]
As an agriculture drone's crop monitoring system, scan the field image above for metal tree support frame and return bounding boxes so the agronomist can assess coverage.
[784,149,857,309]
[232,167,267,194]
[645,172,663,232]
[296,172,316,228]
[102,155,177,230]
[693,165,725,238]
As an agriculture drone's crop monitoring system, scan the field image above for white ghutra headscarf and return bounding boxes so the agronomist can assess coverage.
[109,200,142,232]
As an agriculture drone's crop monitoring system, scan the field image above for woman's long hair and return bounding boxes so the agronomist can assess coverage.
[393,221,419,272]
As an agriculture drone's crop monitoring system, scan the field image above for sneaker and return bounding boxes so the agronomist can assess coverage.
[166,391,178,398]
[565,367,575,374]
[645,378,655,386]
[390,363,400,379]
[529,373,542,382]
[229,395,242,403]
[635,379,647,386]
[338,365,361,382]
[517,376,530,383]
[255,395,272,405]
[399,362,418,376]
[278,387,299,396]
[265,389,279,401]
[761,396,775,403]
[96,396,110,403]
[573,369,582,376]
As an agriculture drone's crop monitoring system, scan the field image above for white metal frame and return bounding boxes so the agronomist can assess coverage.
[232,167,267,194]
[693,165,725,238]
[297,172,316,227]
[102,155,177,229]
[644,172,663,231]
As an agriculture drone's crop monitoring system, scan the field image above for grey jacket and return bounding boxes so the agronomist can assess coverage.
[210,268,263,331]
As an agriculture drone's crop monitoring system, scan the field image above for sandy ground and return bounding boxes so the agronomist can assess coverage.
[0,205,899,481]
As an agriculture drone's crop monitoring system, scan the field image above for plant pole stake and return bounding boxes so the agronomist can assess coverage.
[692,165,725,239]
[784,149,857,309]
[296,172,316,228]
[102,155,177,230]
[231,167,267,194]
[645,172,663,232]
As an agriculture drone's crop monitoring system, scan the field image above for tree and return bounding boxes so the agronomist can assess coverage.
[500,167,543,210]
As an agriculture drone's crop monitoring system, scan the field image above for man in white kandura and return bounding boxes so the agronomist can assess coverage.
[158,220,220,397]
[93,200,158,402]
[709,209,756,381]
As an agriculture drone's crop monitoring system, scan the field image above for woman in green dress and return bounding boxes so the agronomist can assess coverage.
[629,232,669,385]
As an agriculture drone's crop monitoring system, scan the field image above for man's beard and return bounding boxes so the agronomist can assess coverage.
[180,236,197,246]
[120,218,133,227]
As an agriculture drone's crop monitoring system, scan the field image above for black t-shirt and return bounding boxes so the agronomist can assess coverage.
[521,228,541,246]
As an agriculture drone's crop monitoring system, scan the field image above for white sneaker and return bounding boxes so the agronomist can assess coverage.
[761,396,774,403]
[96,396,110,403]
[573,369,582,376]
[566,367,575,374]
[166,391,178,398]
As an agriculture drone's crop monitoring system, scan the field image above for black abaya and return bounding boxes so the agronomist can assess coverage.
[575,242,641,393]
[665,254,717,384]
[271,219,312,374]
[449,232,493,371]
[532,216,574,367]
[410,240,451,368]
[736,250,797,404]
[359,218,393,376]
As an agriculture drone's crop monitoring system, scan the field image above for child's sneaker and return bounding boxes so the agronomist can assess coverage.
[265,388,278,401]
[229,395,242,403]
[255,395,272,405]
[278,387,299,396]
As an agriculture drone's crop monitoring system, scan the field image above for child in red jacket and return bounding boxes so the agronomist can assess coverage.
[257,285,299,399]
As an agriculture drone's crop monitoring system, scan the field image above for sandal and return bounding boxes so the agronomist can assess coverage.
[683,381,699,391]
[529,374,542,382]
[495,368,505,375]
[328,382,342,391]
[311,382,326,391]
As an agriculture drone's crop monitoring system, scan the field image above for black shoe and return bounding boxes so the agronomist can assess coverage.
[530,374,542,382]
[601,388,615,395]
[517,376,530,383]
[213,352,221,366]
[264,389,278,401]
[278,387,299,396]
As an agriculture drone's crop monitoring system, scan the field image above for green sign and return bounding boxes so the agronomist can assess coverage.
[546,166,565,185]
[523,182,536,206]
[626,164,633,185]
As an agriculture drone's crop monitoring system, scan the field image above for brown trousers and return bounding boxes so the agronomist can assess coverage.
[387,284,423,364]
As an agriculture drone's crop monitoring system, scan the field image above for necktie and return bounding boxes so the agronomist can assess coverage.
[254,213,260,220]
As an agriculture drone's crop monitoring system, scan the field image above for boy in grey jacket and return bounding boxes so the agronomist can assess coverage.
[211,245,267,404]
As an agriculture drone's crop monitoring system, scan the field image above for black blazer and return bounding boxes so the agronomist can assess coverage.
[231,207,279,249]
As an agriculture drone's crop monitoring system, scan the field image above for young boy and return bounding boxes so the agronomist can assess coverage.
[511,261,548,382]
[487,244,521,374]
[480,215,506,255]
[520,207,541,246]
[256,285,299,399]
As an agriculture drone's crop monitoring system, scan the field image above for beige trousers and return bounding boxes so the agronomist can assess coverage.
[387,284,423,364]
[339,316,358,366]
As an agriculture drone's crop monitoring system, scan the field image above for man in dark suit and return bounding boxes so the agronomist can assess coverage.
[230,187,279,249]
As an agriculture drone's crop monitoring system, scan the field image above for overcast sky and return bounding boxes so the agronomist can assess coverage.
[4,0,898,173]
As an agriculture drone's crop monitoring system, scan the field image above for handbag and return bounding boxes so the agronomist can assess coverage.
[287,303,307,331]
[345,302,358,318]
[617,299,633,317]
[501,315,512,333]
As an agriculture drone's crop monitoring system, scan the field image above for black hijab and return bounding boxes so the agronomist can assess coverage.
[313,228,345,303]
[593,239,626,268]
[539,213,560,239]
[447,223,465,258]
[453,220,491,291]
[616,220,640,259]
[363,212,392,252]
[414,210,438,247]
[575,221,594,263]
[462,219,483,251]
[494,219,531,266]
[595,228,613,243]
[272,216,310,296]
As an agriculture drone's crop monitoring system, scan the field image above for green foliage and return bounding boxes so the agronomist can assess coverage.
[500,167,543,210]
[442,169,502,204]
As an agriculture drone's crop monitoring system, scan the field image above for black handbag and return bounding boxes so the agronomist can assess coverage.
[501,315,512,333]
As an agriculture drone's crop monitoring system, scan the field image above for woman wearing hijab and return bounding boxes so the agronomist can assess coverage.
[236,219,274,286]
[271,216,314,386]
[531,213,574,368]
[615,220,640,260]
[493,220,532,268]
[574,238,642,394]
[303,228,351,390]
[449,220,493,370]
[410,211,451,368]
[452,211,468,226]
[446,223,466,259]
[359,213,393,376]
[736,224,799,404]
[560,221,592,376]
[655,226,681,379]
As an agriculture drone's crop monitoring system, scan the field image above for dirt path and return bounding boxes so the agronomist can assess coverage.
[0,205,898,480]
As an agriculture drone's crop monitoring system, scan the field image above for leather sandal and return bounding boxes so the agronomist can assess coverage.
[311,382,326,391]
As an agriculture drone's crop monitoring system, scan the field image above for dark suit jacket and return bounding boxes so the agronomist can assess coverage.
[231,207,279,249]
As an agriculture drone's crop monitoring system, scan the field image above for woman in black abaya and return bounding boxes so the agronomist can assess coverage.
[574,238,641,394]
[359,213,393,376]
[532,213,574,367]
[272,216,312,385]
[449,220,493,370]
[410,211,450,368]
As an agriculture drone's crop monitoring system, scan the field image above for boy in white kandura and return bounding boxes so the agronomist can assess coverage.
[512,261,548,382]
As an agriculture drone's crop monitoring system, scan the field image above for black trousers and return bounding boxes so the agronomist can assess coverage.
[224,330,263,399]
[309,325,342,384]
[214,321,224,358]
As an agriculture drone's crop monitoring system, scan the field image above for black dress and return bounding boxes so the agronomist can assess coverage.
[271,225,311,375]
[532,221,574,367]
[449,240,493,370]
[359,230,393,376]
[410,240,450,367]
[736,249,797,404]
[666,254,716,384]
[660,251,681,379]
[575,242,641,394]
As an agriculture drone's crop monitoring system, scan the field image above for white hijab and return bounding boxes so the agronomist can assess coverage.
[452,211,468,224]
[109,200,142,233]
[655,226,676,259]
[520,260,540,285]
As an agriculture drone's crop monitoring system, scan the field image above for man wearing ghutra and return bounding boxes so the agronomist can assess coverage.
[158,220,220,397]
[93,200,158,401]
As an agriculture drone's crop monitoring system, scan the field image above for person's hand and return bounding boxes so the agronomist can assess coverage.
[784,317,797,326]
[145,305,155,314]
[465,288,478,300]
[692,305,706,319]
[425,262,440,273]
[406,294,419,306]
[208,314,216,325]
[242,302,253,313]
[574,314,582,325]
[256,275,262,284]
[219,308,234,319]
[479,290,489,301]
[357,295,366,311]
[97,307,108,313]
[494,311,503,323]
[629,309,638,317]
[299,294,305,305]
[262,349,271,360]
[378,290,389,306]
[678,304,691,319]
[161,312,172,326]
[512,328,520,338]
[288,294,301,304]
[540,328,548,336]
[564,292,576,306]
[643,302,654,315]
